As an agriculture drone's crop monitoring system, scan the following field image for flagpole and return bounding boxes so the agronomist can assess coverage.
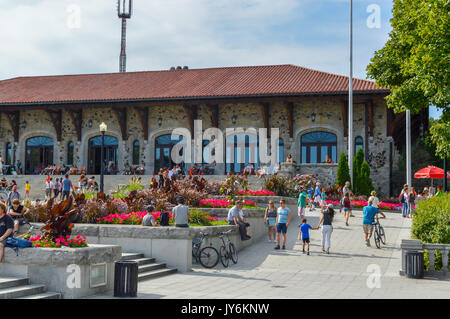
[348,0,354,186]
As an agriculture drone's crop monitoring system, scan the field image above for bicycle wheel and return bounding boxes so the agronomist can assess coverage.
[229,243,238,264]
[198,246,219,268]
[379,225,386,245]
[219,246,229,268]
[373,228,381,249]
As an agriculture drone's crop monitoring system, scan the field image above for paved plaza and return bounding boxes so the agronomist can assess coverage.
[89,206,449,299]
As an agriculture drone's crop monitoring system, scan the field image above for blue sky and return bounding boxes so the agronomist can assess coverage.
[0,0,442,118]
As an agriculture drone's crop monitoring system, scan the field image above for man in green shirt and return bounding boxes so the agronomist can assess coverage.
[297,188,307,217]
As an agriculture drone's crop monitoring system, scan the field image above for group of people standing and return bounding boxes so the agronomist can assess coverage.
[398,184,443,218]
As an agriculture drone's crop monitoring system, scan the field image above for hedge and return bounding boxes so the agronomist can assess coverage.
[411,193,450,270]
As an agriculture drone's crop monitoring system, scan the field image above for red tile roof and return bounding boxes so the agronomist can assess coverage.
[0,64,388,105]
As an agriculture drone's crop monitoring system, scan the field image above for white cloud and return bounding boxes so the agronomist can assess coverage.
[0,0,392,80]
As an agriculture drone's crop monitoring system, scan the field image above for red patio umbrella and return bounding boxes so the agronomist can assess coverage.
[414,166,450,179]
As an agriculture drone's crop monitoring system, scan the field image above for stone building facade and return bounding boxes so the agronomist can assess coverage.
[0,65,428,195]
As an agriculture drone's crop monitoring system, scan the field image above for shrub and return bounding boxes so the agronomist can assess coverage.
[411,193,450,270]
[264,175,293,197]
[220,175,248,197]
[353,148,364,194]
[337,152,351,189]
[358,161,374,196]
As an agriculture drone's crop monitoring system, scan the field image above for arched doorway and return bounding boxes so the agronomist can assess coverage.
[25,136,54,174]
[154,134,184,173]
[88,135,118,174]
[225,133,259,173]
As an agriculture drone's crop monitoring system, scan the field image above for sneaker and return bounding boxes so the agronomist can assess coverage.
[307,251,310,255]
[302,249,305,254]
[282,245,286,250]
[327,248,330,254]
[346,222,349,226]
[366,239,371,247]
[274,245,280,250]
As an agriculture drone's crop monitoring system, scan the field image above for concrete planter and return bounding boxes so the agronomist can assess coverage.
[1,244,122,299]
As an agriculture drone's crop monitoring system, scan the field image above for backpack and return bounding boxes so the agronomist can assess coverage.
[399,192,405,203]
[159,211,170,226]
[5,237,33,256]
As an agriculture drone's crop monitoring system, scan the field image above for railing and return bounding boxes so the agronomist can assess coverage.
[400,239,449,278]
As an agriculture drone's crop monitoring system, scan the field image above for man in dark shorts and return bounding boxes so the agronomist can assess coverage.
[0,202,14,262]
[61,174,74,200]
[8,199,29,236]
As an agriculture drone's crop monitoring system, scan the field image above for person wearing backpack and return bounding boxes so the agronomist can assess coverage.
[407,187,417,218]
[0,202,14,262]
[399,184,409,218]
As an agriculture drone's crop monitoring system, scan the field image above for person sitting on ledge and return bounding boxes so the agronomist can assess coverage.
[172,196,190,228]
[286,154,293,163]
[227,201,251,241]
[0,202,14,263]
[142,205,157,227]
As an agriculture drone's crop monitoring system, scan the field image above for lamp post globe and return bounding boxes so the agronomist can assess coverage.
[99,122,107,193]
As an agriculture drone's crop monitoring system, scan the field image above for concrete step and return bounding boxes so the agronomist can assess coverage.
[0,277,29,290]
[138,263,166,273]
[18,292,62,299]
[121,252,144,261]
[127,257,156,266]
[0,284,46,299]
[138,268,177,281]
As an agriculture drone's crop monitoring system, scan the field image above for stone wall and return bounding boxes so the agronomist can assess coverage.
[0,95,393,194]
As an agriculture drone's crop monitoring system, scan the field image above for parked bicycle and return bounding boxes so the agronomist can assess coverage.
[219,230,238,268]
[372,219,386,249]
[192,232,219,268]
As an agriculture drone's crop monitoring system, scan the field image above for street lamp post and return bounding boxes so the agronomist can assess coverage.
[348,0,354,186]
[99,122,107,193]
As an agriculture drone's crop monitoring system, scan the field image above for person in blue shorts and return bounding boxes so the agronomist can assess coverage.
[298,218,318,255]
[275,199,291,250]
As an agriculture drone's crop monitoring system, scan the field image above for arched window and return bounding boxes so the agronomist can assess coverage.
[278,138,284,163]
[226,133,259,173]
[154,134,185,173]
[88,135,118,174]
[355,136,364,154]
[132,140,140,165]
[301,131,337,164]
[5,143,12,165]
[67,141,74,166]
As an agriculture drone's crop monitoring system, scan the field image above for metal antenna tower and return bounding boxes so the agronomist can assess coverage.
[117,0,132,72]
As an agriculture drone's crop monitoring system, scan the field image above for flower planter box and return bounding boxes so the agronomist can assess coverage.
[1,244,122,299]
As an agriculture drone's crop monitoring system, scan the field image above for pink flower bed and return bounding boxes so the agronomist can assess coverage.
[325,200,403,211]
[30,234,88,248]
[97,211,172,225]
[237,190,276,196]
[198,199,258,208]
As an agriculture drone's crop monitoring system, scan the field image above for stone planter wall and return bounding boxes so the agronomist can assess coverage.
[1,244,122,299]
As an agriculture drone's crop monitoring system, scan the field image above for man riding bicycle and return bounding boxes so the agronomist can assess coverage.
[362,199,380,247]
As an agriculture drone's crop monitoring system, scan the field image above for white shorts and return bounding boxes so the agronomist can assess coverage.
[298,207,305,216]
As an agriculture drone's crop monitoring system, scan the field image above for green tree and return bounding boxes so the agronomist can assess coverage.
[337,152,351,188]
[428,112,450,160]
[366,0,449,114]
[353,148,365,194]
[359,161,375,197]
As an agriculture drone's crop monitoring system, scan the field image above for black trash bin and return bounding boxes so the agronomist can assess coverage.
[405,250,424,279]
[114,260,138,297]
